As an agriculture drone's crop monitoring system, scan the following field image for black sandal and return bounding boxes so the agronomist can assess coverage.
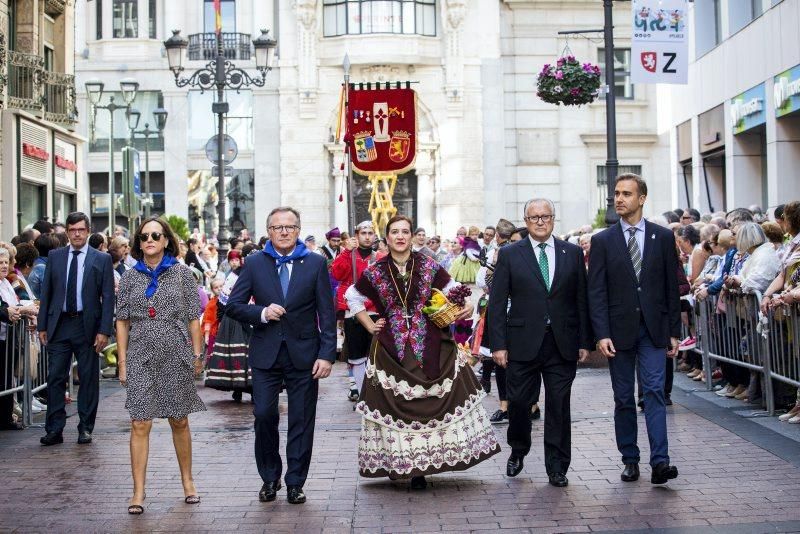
[127,504,144,515]
[185,495,200,504]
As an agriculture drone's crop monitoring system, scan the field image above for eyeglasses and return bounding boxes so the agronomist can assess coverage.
[67,227,88,234]
[524,215,554,224]
[138,232,163,242]
[268,225,300,233]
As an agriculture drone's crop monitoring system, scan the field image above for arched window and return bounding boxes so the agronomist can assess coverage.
[323,0,436,37]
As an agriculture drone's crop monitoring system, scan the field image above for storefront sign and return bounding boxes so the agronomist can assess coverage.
[22,143,50,161]
[731,83,766,134]
[631,0,689,85]
[775,64,800,117]
[54,137,77,189]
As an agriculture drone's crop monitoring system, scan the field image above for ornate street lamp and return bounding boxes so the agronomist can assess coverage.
[129,107,169,218]
[86,78,139,235]
[164,28,276,252]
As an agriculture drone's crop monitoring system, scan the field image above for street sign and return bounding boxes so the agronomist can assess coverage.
[212,165,234,178]
[631,0,688,85]
[205,134,238,165]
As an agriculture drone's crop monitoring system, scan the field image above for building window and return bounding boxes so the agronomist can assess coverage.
[596,165,642,211]
[149,0,157,38]
[96,0,103,40]
[19,182,46,230]
[113,0,138,38]
[44,46,55,71]
[54,192,76,224]
[187,90,253,151]
[90,91,165,152]
[323,0,437,37]
[695,0,722,57]
[204,0,236,33]
[598,48,633,100]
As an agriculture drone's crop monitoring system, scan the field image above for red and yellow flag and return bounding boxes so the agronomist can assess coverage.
[214,0,222,34]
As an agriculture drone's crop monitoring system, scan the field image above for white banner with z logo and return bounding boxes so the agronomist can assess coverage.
[631,0,689,85]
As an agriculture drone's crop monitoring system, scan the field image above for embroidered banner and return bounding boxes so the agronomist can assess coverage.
[346,87,417,175]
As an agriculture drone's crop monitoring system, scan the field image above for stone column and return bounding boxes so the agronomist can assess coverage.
[442,0,465,116]
[295,0,317,118]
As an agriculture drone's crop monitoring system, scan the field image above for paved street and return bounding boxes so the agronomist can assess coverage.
[2,364,800,533]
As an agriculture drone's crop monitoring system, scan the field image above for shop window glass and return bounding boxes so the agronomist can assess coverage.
[19,182,46,230]
[322,0,436,37]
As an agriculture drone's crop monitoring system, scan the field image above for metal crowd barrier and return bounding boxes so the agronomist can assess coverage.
[1,318,40,427]
[695,288,800,415]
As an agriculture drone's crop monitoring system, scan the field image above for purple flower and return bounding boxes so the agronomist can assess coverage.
[570,88,581,96]
[567,55,575,62]
[540,63,551,74]
[555,70,564,80]
[556,58,565,67]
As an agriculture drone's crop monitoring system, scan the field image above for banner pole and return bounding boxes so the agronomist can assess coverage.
[343,55,358,283]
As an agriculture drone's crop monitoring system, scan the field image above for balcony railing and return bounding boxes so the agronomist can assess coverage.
[3,49,77,127]
[187,32,252,62]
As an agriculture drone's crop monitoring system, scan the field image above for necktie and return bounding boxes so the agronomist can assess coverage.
[537,243,550,291]
[279,262,290,298]
[627,227,642,281]
[67,250,81,313]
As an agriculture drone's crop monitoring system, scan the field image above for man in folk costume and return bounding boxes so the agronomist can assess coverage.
[320,227,342,264]
[345,215,500,491]
[331,221,381,402]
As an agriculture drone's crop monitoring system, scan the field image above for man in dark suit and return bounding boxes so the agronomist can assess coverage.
[226,206,336,505]
[37,212,115,446]
[489,198,592,487]
[588,173,681,485]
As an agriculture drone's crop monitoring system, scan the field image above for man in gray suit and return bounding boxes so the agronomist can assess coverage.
[38,212,115,446]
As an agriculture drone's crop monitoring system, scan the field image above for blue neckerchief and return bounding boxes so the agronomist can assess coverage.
[262,240,310,266]
[134,254,178,299]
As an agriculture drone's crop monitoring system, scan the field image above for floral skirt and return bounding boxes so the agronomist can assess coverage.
[355,336,500,478]
[204,315,252,392]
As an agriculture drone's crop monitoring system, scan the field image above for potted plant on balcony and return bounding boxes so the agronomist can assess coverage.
[537,55,602,107]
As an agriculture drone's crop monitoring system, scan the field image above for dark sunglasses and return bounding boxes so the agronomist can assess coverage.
[138,232,163,242]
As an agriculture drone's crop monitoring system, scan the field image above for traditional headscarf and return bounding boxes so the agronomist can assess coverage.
[262,239,310,266]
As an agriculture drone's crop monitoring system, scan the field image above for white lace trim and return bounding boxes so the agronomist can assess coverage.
[355,391,487,432]
[365,343,471,400]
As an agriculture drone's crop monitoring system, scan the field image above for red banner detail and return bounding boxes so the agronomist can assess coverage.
[55,155,77,172]
[640,52,657,73]
[22,143,50,161]
[346,88,417,175]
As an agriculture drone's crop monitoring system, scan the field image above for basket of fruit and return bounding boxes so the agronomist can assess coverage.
[422,285,472,329]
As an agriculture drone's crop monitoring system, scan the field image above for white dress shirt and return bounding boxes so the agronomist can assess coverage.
[620,217,647,256]
[529,234,555,286]
[63,242,89,312]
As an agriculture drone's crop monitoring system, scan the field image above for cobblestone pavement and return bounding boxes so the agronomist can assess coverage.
[2,364,800,533]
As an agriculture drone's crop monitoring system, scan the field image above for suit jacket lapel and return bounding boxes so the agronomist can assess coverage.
[518,238,547,290]
[81,247,95,290]
[641,220,657,278]
[265,255,285,305]
[550,238,565,293]
[284,257,305,304]
[611,222,640,285]
[57,247,69,296]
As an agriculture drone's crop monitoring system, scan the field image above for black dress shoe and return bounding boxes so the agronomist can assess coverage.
[651,462,678,484]
[637,399,644,411]
[258,480,281,502]
[506,454,524,477]
[531,407,541,421]
[665,395,673,406]
[78,431,92,444]
[0,421,24,430]
[40,432,64,446]
[489,409,508,424]
[621,463,639,482]
[548,473,568,487]
[410,476,427,490]
[286,485,306,504]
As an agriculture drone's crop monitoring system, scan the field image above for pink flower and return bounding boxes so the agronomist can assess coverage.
[570,87,581,96]
[556,58,565,67]
[567,55,575,62]
[555,70,564,80]
[540,63,551,74]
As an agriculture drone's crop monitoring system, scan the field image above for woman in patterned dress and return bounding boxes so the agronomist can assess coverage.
[345,215,500,490]
[116,217,206,514]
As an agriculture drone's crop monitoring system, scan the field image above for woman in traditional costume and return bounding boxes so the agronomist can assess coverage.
[346,216,500,490]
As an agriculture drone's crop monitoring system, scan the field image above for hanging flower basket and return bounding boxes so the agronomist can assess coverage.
[537,55,602,106]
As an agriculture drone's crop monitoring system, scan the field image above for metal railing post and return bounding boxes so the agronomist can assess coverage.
[699,297,714,391]
[22,321,33,427]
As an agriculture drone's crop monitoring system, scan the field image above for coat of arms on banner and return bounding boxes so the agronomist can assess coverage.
[345,87,417,175]
[354,132,378,163]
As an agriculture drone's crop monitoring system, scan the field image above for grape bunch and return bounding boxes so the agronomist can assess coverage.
[447,285,472,307]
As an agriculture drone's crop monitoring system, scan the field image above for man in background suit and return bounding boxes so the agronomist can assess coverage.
[588,173,681,485]
[226,207,336,505]
[489,198,592,487]
[38,212,115,446]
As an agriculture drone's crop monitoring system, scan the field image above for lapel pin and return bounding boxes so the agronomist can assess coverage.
[562,249,566,254]
[651,234,656,239]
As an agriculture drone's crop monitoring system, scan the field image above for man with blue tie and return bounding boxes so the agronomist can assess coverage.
[588,174,681,485]
[37,212,115,446]
[226,207,336,505]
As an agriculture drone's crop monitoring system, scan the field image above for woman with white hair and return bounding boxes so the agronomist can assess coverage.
[725,222,781,294]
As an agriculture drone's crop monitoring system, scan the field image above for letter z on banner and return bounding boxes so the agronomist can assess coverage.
[631,0,688,85]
